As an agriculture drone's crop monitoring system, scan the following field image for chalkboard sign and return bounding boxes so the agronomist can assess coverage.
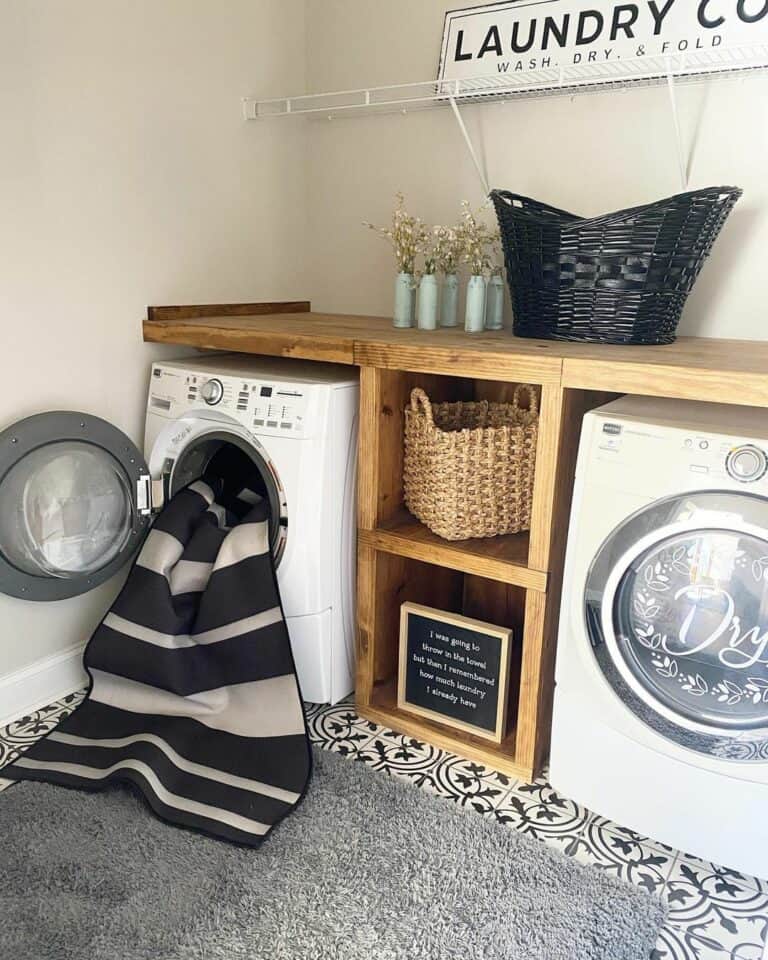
[397,602,513,744]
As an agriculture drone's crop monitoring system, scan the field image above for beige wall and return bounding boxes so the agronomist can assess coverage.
[305,0,768,340]
[0,0,307,680]
[3,1,767,697]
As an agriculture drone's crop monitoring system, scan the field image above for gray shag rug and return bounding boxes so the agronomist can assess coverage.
[0,747,666,959]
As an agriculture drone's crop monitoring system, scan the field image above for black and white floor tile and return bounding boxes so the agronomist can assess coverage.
[2,693,767,960]
[0,690,86,789]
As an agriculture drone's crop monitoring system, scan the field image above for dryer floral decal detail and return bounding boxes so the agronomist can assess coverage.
[616,531,768,732]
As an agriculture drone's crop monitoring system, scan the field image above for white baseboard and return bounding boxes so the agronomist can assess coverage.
[0,645,87,728]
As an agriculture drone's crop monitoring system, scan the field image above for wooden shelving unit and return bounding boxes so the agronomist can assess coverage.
[144,304,768,782]
[354,362,615,780]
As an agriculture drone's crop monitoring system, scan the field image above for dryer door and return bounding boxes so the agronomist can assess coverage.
[0,412,154,601]
[586,491,768,762]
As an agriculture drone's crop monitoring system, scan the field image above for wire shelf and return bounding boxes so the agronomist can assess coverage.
[243,42,768,120]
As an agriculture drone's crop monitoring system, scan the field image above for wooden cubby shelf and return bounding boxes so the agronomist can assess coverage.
[145,305,768,784]
[364,679,524,780]
[360,509,544,591]
[356,549,526,777]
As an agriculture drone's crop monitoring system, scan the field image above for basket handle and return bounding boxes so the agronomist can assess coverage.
[410,388,435,425]
[513,384,538,416]
[490,189,580,223]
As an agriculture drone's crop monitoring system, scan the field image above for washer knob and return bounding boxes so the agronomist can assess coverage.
[200,378,223,406]
[726,445,767,483]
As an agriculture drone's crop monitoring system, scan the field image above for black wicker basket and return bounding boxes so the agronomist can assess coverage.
[491,186,742,345]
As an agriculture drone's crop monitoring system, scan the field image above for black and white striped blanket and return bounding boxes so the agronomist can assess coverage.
[3,479,311,846]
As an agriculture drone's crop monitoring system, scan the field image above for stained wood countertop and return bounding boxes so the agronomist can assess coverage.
[143,304,768,406]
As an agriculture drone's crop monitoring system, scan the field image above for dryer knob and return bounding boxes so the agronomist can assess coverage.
[200,378,224,406]
[726,445,768,483]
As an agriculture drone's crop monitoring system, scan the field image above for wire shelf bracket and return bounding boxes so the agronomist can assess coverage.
[242,42,768,199]
[243,42,768,121]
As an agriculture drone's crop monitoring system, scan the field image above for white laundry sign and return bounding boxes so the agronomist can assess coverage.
[437,1,768,86]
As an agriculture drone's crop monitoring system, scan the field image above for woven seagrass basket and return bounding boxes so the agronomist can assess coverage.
[403,386,538,542]
[491,186,742,345]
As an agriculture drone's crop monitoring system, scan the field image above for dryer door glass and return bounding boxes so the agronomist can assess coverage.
[586,491,768,760]
[0,442,133,578]
[613,529,768,732]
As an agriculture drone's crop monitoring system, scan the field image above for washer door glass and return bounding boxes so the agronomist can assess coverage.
[614,530,768,732]
[0,412,151,601]
[0,441,133,578]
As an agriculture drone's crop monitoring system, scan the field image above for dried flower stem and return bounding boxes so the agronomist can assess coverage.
[431,225,464,276]
[363,192,429,275]
[458,201,501,276]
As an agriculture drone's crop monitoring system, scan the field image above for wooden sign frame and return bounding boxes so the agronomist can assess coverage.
[437,2,768,94]
[397,602,513,744]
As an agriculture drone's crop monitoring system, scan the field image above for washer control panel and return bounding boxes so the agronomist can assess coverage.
[200,378,224,406]
[148,364,311,438]
[250,383,308,435]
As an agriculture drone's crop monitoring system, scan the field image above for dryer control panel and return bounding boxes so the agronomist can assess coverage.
[585,396,768,500]
[725,445,768,483]
[148,364,312,438]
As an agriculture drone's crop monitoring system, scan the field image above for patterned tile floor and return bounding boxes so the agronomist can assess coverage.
[2,693,767,960]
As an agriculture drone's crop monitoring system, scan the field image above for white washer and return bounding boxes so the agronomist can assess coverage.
[144,354,359,705]
[552,395,768,878]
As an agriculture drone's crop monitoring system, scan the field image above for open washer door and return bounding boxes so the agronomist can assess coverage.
[166,427,288,567]
[586,491,768,763]
[0,412,159,601]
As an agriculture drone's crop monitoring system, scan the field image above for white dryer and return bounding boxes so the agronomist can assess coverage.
[552,395,768,878]
[144,354,359,705]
